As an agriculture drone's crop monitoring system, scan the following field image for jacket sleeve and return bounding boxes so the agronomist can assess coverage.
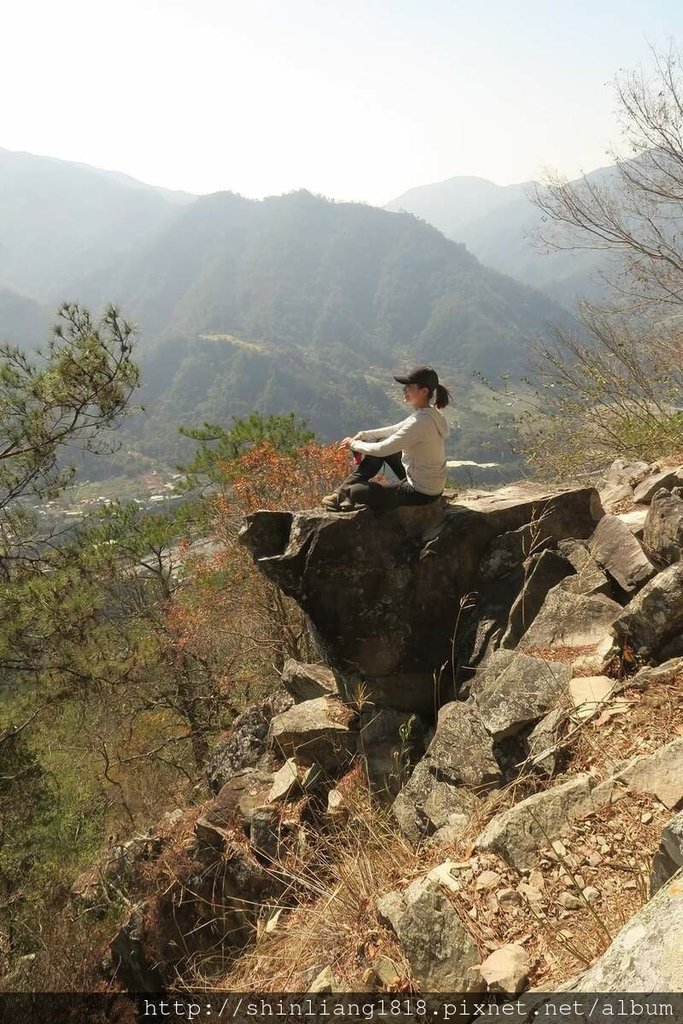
[353,418,409,442]
[351,415,422,456]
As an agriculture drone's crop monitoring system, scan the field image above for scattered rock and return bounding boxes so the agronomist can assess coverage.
[473,774,598,870]
[475,869,501,890]
[558,892,582,910]
[480,943,529,994]
[587,515,656,593]
[281,659,339,702]
[377,875,484,992]
[471,649,571,740]
[269,696,357,771]
[611,564,683,659]
[371,954,407,988]
[327,788,347,819]
[643,487,683,565]
[651,812,683,895]
[195,769,274,855]
[599,737,683,810]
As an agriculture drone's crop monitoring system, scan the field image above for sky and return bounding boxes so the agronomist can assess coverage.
[3,0,683,205]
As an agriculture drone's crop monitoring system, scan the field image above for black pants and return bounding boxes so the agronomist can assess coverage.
[337,453,442,511]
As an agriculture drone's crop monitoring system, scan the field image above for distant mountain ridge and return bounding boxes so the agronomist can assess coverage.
[0,148,576,472]
[0,148,195,302]
[386,165,622,307]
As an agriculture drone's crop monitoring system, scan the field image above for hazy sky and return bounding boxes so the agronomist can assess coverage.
[4,0,683,204]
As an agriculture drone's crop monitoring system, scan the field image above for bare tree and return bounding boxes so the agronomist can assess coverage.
[531,42,683,318]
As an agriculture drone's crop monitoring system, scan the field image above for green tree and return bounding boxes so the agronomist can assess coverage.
[176,410,315,490]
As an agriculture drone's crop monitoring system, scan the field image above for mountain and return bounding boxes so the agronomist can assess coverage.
[0,149,576,472]
[0,148,195,302]
[72,188,574,466]
[386,166,622,307]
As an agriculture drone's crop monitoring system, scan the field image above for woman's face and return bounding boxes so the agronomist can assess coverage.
[403,383,430,408]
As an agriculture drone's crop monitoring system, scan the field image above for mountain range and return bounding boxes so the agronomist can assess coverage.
[0,148,586,475]
[385,166,621,307]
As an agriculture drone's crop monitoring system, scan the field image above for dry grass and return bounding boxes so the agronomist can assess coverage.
[195,666,682,993]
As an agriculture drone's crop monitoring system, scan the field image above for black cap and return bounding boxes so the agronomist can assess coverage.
[393,365,439,390]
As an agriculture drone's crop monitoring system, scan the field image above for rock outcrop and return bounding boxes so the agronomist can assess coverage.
[239,484,603,712]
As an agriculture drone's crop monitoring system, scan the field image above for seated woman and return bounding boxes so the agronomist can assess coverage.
[321,365,451,512]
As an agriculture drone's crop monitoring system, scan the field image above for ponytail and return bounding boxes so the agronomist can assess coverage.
[433,382,451,409]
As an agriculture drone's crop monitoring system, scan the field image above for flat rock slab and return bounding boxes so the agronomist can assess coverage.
[587,514,656,593]
[268,696,357,770]
[281,659,339,702]
[617,506,648,536]
[569,674,616,718]
[473,773,597,869]
[516,586,623,654]
[471,649,572,740]
[633,467,683,504]
[612,563,683,658]
[377,874,484,992]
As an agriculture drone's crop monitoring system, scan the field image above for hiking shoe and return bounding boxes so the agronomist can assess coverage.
[321,493,342,510]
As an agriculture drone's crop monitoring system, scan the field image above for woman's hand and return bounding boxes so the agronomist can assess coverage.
[338,436,355,450]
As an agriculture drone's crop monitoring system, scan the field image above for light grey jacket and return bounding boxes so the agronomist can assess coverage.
[352,405,450,495]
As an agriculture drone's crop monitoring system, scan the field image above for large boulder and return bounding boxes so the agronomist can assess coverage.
[268,696,357,771]
[586,514,656,593]
[238,485,603,712]
[470,649,572,740]
[377,873,484,992]
[611,564,683,659]
[643,486,683,565]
